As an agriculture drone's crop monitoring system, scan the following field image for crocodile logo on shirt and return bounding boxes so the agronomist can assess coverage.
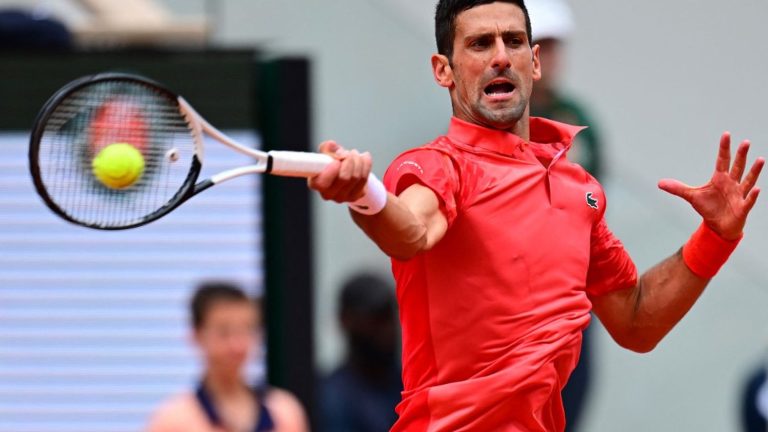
[586,192,599,210]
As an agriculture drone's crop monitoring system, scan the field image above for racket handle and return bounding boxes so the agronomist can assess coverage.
[268,151,334,177]
[269,150,387,215]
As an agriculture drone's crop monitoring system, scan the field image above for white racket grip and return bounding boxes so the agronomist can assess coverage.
[268,151,334,177]
[269,150,386,215]
[349,173,387,215]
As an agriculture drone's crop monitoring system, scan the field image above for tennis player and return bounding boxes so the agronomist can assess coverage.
[309,1,764,431]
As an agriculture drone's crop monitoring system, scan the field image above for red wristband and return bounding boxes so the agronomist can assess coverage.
[682,223,742,279]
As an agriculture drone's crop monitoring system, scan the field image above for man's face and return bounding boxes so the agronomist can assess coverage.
[436,2,541,130]
[195,301,259,374]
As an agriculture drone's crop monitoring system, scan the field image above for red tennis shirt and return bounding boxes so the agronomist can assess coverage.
[382,117,638,432]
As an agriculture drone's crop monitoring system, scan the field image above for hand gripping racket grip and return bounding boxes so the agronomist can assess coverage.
[268,151,387,215]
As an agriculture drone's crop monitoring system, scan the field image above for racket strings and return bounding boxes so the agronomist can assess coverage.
[36,80,198,228]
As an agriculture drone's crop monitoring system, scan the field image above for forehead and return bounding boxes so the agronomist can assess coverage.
[203,300,257,325]
[454,2,527,36]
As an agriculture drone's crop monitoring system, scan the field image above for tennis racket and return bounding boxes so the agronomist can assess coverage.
[29,72,386,230]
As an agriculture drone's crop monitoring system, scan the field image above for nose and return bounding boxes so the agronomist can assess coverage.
[491,37,511,70]
[227,332,252,357]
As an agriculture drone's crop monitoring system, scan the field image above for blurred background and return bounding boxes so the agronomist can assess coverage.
[0,0,767,431]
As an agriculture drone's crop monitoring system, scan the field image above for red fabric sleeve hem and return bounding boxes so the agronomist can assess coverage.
[585,217,638,297]
[384,151,459,226]
[586,271,638,297]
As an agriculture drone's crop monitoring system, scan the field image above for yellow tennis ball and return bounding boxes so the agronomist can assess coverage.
[92,143,145,189]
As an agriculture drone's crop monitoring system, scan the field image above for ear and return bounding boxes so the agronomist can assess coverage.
[531,44,542,82]
[431,53,454,88]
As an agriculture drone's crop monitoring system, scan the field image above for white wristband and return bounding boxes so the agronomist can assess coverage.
[349,173,387,215]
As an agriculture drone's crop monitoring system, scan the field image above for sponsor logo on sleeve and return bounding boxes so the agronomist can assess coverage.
[398,160,424,175]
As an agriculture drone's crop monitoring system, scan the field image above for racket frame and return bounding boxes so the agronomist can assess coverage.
[29,72,206,230]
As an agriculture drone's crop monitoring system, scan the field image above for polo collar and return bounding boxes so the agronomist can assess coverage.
[446,116,586,156]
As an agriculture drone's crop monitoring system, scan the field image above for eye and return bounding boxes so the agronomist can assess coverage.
[505,37,524,48]
[469,37,491,50]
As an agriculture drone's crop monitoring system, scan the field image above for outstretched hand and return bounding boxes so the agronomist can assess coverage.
[308,140,372,203]
[658,132,764,240]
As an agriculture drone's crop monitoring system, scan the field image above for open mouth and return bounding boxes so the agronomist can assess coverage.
[484,81,516,96]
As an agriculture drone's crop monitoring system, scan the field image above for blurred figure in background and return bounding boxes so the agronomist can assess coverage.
[0,8,71,51]
[320,273,402,432]
[740,360,768,431]
[529,0,602,179]
[147,281,308,432]
[528,1,602,430]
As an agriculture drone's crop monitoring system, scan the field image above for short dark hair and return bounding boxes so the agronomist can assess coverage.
[190,281,257,329]
[435,0,532,59]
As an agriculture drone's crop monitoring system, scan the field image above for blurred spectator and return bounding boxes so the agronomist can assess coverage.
[529,0,602,179]
[740,361,768,431]
[0,9,71,51]
[528,1,603,430]
[147,281,308,432]
[319,273,402,432]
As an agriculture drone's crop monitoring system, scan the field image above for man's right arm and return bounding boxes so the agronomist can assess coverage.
[351,183,447,260]
[307,141,447,260]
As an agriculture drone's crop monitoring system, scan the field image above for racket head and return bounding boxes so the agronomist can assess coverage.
[29,72,203,230]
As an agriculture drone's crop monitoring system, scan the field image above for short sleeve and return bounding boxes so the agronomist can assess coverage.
[586,216,638,296]
[383,148,460,226]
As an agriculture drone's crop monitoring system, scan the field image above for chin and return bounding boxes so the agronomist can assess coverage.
[475,102,525,125]
[479,112,524,130]
[211,358,246,372]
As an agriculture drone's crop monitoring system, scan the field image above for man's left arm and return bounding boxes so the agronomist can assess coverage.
[591,132,764,353]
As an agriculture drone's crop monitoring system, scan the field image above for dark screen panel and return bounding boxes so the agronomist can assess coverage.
[0,50,258,130]
[259,58,316,426]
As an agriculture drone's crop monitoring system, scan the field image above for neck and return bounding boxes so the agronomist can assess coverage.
[451,106,531,141]
[510,114,530,141]
[204,369,246,397]
[460,114,531,141]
